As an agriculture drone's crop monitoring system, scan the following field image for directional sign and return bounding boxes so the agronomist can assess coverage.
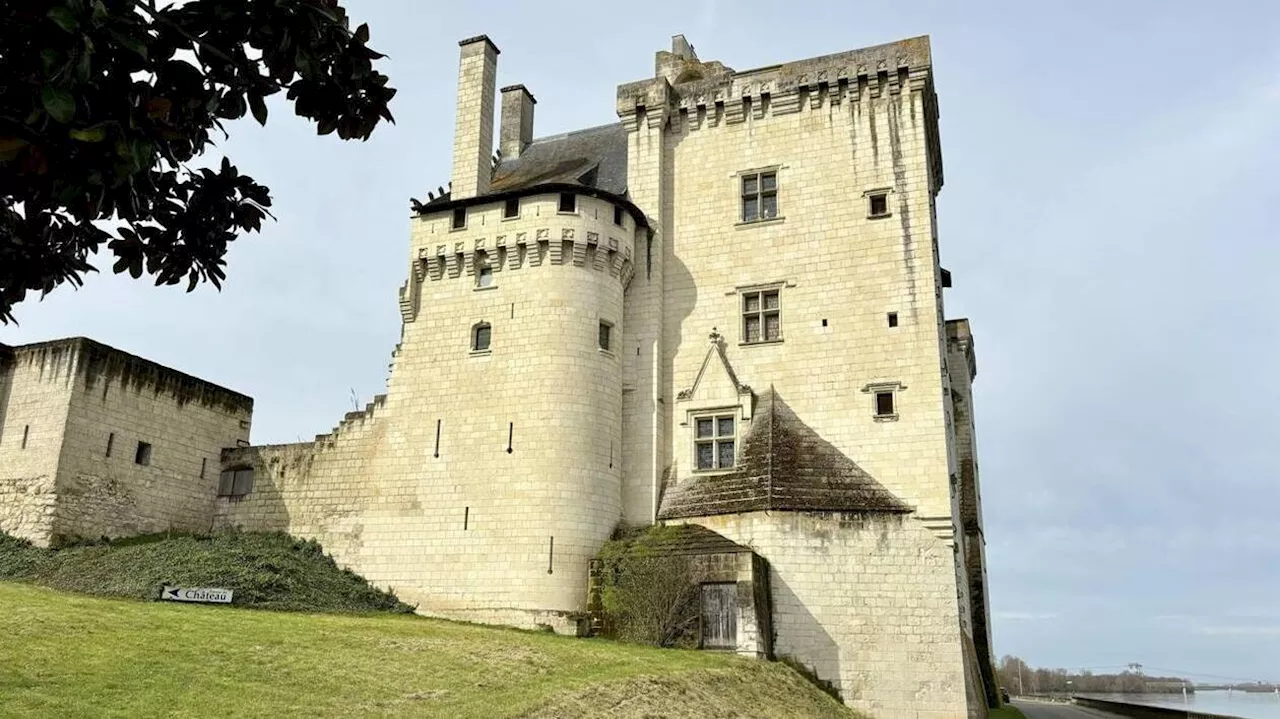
[161,586,234,604]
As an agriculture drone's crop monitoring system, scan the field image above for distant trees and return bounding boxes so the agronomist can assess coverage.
[996,655,1189,695]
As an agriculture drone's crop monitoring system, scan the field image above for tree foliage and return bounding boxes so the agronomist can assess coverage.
[996,655,1192,696]
[0,0,395,323]
[594,527,702,648]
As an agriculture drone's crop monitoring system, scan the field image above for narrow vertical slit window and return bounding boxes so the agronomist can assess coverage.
[613,205,624,226]
[506,422,513,454]
[21,425,29,449]
[464,506,470,530]
[106,432,114,457]
[200,458,207,479]
[434,419,442,458]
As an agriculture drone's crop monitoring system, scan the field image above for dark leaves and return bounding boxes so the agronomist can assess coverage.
[0,0,394,323]
[41,87,77,123]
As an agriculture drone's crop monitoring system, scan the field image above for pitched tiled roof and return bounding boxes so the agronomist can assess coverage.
[658,389,912,520]
[418,122,628,211]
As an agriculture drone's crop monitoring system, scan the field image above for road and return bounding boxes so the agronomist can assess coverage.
[1015,700,1126,719]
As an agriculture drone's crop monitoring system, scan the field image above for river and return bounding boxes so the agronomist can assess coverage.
[1083,691,1280,719]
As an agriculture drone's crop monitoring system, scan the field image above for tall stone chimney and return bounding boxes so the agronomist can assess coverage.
[450,35,499,201]
[499,85,536,159]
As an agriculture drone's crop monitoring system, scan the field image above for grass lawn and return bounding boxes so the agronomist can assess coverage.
[0,582,856,718]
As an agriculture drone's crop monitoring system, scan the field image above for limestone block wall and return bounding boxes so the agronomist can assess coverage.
[53,340,252,541]
[219,192,637,630]
[0,342,77,545]
[687,511,973,719]
[618,40,955,527]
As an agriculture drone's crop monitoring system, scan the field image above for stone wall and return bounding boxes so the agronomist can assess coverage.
[686,511,972,719]
[53,339,252,541]
[218,191,638,631]
[0,342,77,545]
[617,37,955,526]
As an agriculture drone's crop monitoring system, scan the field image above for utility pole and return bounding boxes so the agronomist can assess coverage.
[1018,663,1024,695]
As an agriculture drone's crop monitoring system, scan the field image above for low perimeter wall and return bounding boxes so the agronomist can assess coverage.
[1074,696,1243,719]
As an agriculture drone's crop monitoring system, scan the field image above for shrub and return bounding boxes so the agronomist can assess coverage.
[594,526,701,648]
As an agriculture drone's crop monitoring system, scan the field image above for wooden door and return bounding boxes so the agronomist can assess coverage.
[700,583,738,650]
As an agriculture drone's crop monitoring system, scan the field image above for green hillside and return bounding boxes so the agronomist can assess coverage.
[0,582,858,718]
[0,530,412,613]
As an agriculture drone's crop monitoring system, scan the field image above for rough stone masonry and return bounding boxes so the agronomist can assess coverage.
[0,33,997,719]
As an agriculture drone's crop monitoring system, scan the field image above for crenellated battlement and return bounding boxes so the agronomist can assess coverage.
[416,225,635,288]
[618,35,936,134]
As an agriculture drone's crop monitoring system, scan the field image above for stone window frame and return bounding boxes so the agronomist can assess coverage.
[474,250,496,290]
[557,192,577,215]
[598,319,614,354]
[471,321,492,355]
[865,187,893,219]
[691,409,739,473]
[451,206,468,231]
[217,466,255,499]
[502,197,521,220]
[738,282,784,346]
[737,166,781,224]
[134,440,152,466]
[862,380,906,422]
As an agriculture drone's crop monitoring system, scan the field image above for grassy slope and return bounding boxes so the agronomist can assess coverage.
[0,531,411,613]
[0,583,857,719]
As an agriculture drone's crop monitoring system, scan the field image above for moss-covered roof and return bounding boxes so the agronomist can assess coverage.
[658,389,912,520]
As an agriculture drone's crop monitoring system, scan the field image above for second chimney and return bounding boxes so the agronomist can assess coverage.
[499,85,536,160]
[450,35,499,201]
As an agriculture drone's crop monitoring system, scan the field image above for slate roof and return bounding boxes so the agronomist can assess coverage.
[418,122,628,211]
[491,123,628,195]
[658,389,913,520]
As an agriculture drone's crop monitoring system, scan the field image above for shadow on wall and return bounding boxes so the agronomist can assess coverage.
[770,571,845,703]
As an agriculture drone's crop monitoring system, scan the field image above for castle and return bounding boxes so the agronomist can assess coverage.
[0,33,996,718]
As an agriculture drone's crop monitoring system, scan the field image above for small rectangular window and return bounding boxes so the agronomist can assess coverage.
[887,312,899,328]
[218,468,255,498]
[875,392,895,417]
[868,191,890,218]
[135,441,152,466]
[598,321,612,351]
[503,198,520,219]
[106,432,114,457]
[613,206,624,226]
[473,323,492,352]
[741,171,778,222]
[452,207,467,230]
[742,289,781,344]
[558,193,576,213]
[694,414,736,470]
[477,266,494,288]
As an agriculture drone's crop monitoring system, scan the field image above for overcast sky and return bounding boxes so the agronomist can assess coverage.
[4,0,1278,684]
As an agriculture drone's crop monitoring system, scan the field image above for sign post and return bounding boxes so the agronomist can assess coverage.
[160,586,234,604]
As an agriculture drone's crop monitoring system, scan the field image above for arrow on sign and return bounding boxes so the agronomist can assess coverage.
[163,587,181,600]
